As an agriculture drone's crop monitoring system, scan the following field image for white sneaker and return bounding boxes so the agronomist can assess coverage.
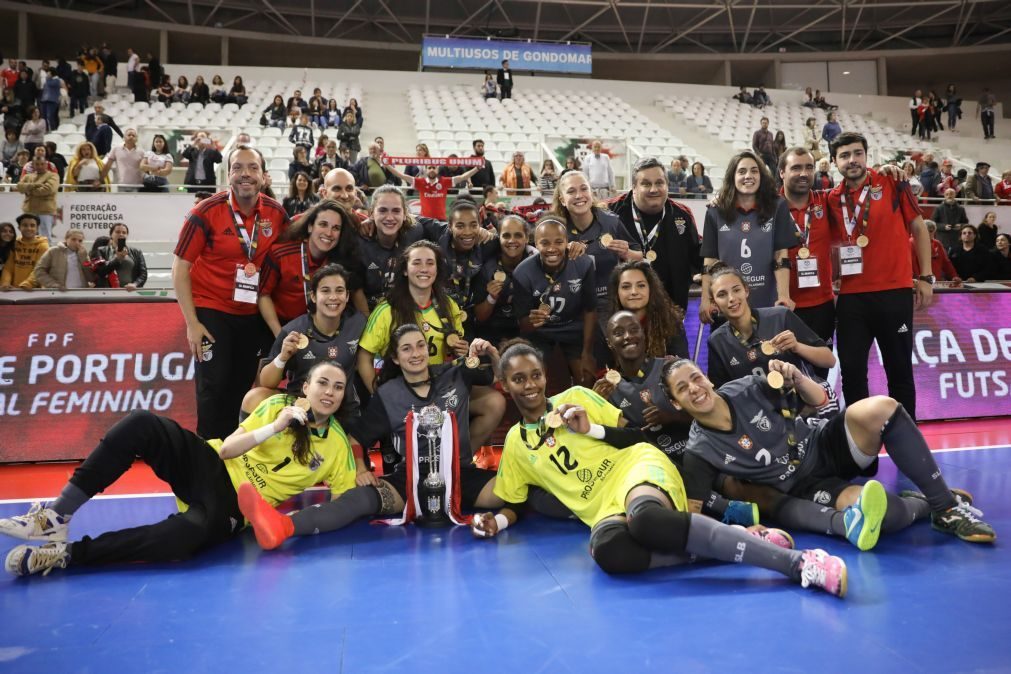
[0,502,71,542]
[5,542,70,577]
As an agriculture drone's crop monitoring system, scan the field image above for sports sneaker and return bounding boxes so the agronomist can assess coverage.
[931,502,996,543]
[749,526,795,550]
[796,548,847,598]
[5,542,70,577]
[237,482,295,550]
[900,488,982,517]
[722,500,759,527]
[843,480,887,551]
[0,502,70,542]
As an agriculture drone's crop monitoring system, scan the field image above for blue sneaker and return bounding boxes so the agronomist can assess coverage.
[722,500,759,527]
[843,480,887,551]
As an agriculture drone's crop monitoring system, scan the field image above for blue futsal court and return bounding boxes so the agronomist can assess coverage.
[1,445,1008,674]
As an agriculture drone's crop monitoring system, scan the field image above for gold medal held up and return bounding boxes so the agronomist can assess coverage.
[294,397,311,412]
[493,271,507,282]
[760,341,776,356]
[767,370,785,390]
[545,410,564,429]
[295,334,309,349]
[599,234,613,247]
[446,333,460,347]
[538,303,551,314]
[605,369,622,385]
[465,355,480,369]
[645,250,657,262]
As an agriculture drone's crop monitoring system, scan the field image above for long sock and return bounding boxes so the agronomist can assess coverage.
[880,406,957,512]
[881,492,931,534]
[685,514,803,579]
[290,486,381,536]
[50,483,89,517]
[703,492,730,519]
[772,495,846,537]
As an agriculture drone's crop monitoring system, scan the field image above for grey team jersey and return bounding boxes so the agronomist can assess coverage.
[685,375,828,492]
[607,357,690,461]
[566,210,641,313]
[700,199,796,308]
[512,253,596,341]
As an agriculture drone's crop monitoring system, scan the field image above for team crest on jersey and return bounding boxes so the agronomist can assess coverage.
[738,435,754,450]
[762,219,773,232]
[257,219,273,237]
[813,490,832,505]
[327,346,338,359]
[749,411,772,432]
[674,217,687,235]
[741,221,751,232]
[568,279,581,293]
[869,185,884,201]
[640,390,652,404]
[812,204,824,219]
[545,435,556,448]
[553,283,562,293]
[346,339,359,355]
[441,389,459,409]
[747,349,758,362]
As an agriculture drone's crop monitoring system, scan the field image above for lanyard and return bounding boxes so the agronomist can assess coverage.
[419,298,455,336]
[542,259,566,304]
[730,315,760,348]
[840,185,870,240]
[631,202,665,251]
[227,199,260,262]
[774,386,802,462]
[519,402,556,451]
[791,205,812,249]
[449,248,476,307]
[300,242,314,307]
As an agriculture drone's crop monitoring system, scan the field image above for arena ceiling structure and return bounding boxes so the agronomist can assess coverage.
[34,0,1011,53]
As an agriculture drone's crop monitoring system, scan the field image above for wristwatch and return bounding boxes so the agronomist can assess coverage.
[916,274,936,285]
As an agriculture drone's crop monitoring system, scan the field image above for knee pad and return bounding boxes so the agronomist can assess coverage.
[627,495,691,553]
[589,520,650,575]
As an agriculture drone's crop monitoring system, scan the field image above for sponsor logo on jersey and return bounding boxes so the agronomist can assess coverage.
[813,490,832,505]
[619,399,631,408]
[749,410,772,432]
[724,453,736,465]
[657,434,672,447]
[368,262,380,270]
[730,356,740,366]
[302,351,316,360]
[740,262,753,275]
[568,279,582,293]
[580,458,615,500]
[720,224,730,232]
[898,323,909,333]
[308,452,323,471]
[761,219,773,232]
[223,227,235,235]
[576,468,593,483]
[738,435,754,450]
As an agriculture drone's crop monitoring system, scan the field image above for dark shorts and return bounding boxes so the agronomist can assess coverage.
[382,462,497,510]
[789,412,879,506]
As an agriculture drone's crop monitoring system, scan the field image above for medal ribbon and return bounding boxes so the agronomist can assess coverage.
[227,198,261,262]
[840,185,871,242]
[631,201,665,253]
[519,401,556,451]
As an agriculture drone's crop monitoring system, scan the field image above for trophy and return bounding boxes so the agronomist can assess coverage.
[415,405,450,527]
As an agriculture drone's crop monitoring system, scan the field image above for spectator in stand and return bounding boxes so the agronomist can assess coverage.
[173,76,191,104]
[912,221,959,283]
[156,76,174,104]
[353,142,396,192]
[1,128,24,165]
[821,111,842,145]
[146,53,162,97]
[263,95,286,129]
[38,67,62,132]
[773,131,787,164]
[34,228,94,290]
[0,223,15,280]
[469,139,495,189]
[0,214,48,290]
[992,233,1011,279]
[500,151,535,195]
[336,110,361,163]
[16,154,59,239]
[404,143,431,178]
[287,146,315,181]
[496,59,514,100]
[183,131,222,192]
[190,75,210,105]
[283,171,319,218]
[18,107,46,154]
[68,142,108,192]
[919,161,940,199]
[667,158,688,195]
[308,88,327,113]
[996,169,1011,203]
[917,96,934,140]
[316,139,343,175]
[943,85,961,132]
[803,117,822,161]
[753,85,772,108]
[287,89,308,112]
[930,91,945,132]
[288,113,314,151]
[99,44,118,91]
[948,225,991,282]
[12,69,37,108]
[229,76,247,106]
[932,188,968,252]
[311,134,328,160]
[539,159,558,194]
[438,153,468,186]
[387,161,479,220]
[5,149,30,184]
[125,48,140,92]
[977,87,996,140]
[1,60,18,91]
[752,118,776,172]
[91,115,113,158]
[322,99,341,129]
[343,98,363,126]
[964,162,994,202]
[814,89,835,110]
[139,134,174,192]
[210,75,227,104]
[909,89,923,136]
[69,62,90,115]
[812,159,834,190]
[86,103,123,145]
[902,161,923,197]
[307,97,325,128]
[802,87,817,108]
[685,161,712,196]
[733,86,753,106]
[935,159,959,196]
[482,73,497,99]
[95,223,147,290]
[977,211,998,251]
[1,89,24,134]
[583,140,615,198]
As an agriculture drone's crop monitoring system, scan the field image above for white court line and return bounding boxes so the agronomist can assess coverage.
[0,445,1007,506]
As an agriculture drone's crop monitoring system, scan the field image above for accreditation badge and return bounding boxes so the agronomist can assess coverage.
[797,257,820,288]
[839,245,863,276]
[233,264,259,303]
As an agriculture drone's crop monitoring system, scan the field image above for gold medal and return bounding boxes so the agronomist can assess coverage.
[538,303,551,314]
[465,356,480,369]
[645,250,657,262]
[294,397,311,412]
[493,271,507,282]
[599,234,613,247]
[856,235,869,248]
[295,334,309,350]
[446,333,460,348]
[243,262,257,277]
[798,247,810,260]
[605,369,622,385]
[458,311,468,323]
[760,341,776,356]
[767,370,784,390]
[545,410,563,429]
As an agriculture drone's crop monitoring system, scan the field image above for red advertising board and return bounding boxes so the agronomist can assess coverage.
[0,303,196,462]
